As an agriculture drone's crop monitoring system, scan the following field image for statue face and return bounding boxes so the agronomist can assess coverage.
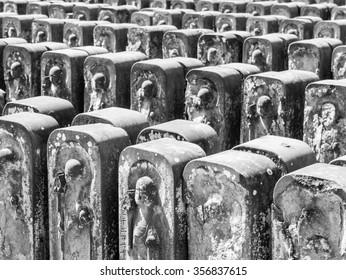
[49,68,63,86]
[141,80,155,99]
[135,177,157,207]
[256,95,274,117]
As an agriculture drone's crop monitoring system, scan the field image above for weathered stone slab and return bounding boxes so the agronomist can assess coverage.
[153,9,182,28]
[0,112,59,259]
[169,57,204,78]
[331,5,346,20]
[304,79,346,163]
[219,0,249,13]
[331,45,346,79]
[163,28,214,59]
[64,20,99,48]
[131,59,185,125]
[0,37,26,91]
[127,25,177,59]
[279,16,321,39]
[197,32,245,66]
[48,124,131,260]
[243,33,298,71]
[272,163,346,260]
[71,107,149,144]
[246,1,277,16]
[185,66,242,149]
[233,135,316,175]
[41,47,108,113]
[125,0,150,10]
[3,42,67,102]
[3,0,27,14]
[288,38,342,79]
[271,2,306,18]
[48,2,74,19]
[183,150,280,259]
[196,0,219,12]
[26,1,50,16]
[84,51,147,112]
[137,119,220,155]
[2,14,47,42]
[2,96,76,127]
[216,13,252,32]
[32,18,65,43]
[241,70,319,142]
[314,20,346,44]
[171,0,195,10]
[131,10,154,26]
[119,138,206,260]
[246,15,285,36]
[94,23,136,53]
[98,5,139,23]
[300,3,336,20]
[182,10,220,30]
[330,155,346,166]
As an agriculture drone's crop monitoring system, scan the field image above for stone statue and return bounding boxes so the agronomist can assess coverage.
[7,27,17,38]
[137,80,160,123]
[313,102,340,163]
[247,94,279,141]
[249,49,266,71]
[43,66,65,97]
[88,72,107,111]
[35,31,46,43]
[123,176,162,260]
[5,61,29,101]
[219,23,232,33]
[67,33,78,48]
[95,31,111,51]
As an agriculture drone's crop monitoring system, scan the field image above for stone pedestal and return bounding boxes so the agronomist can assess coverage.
[119,138,206,260]
[183,150,280,259]
[241,70,319,142]
[2,96,76,127]
[48,124,131,260]
[0,112,59,259]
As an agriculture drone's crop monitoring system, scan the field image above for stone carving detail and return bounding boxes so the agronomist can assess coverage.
[289,47,320,75]
[94,27,115,52]
[184,17,199,29]
[127,29,148,54]
[132,72,163,125]
[163,34,186,58]
[185,78,223,136]
[198,37,223,66]
[244,78,286,141]
[332,51,346,79]
[64,26,80,47]
[4,53,30,101]
[42,60,67,99]
[85,65,110,112]
[304,85,346,163]
[246,43,268,72]
[121,161,168,260]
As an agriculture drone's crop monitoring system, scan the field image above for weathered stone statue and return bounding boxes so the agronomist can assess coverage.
[5,61,28,101]
[88,73,107,111]
[43,65,65,98]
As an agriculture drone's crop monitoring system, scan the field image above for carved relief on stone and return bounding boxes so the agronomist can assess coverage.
[121,161,168,260]
[42,59,68,100]
[289,47,320,75]
[150,0,165,9]
[64,26,80,47]
[243,78,286,141]
[304,84,346,163]
[315,23,336,39]
[127,28,148,55]
[280,22,301,38]
[216,16,233,33]
[247,20,263,36]
[153,13,168,26]
[162,33,186,58]
[185,77,223,137]
[4,52,30,102]
[332,48,346,79]
[184,16,200,29]
[198,36,224,66]
[84,64,110,112]
[245,42,268,72]
[94,27,115,52]
[131,71,164,125]
[32,22,48,43]
[49,6,66,19]
[3,19,19,38]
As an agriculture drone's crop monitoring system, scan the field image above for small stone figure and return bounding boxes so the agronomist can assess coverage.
[137,80,159,123]
[249,49,266,71]
[95,31,111,51]
[219,23,232,33]
[206,47,222,66]
[43,66,65,97]
[6,61,28,101]
[7,27,17,38]
[88,73,107,111]
[313,102,340,163]
[247,94,279,141]
[35,31,46,43]
[67,33,78,48]
[127,30,145,53]
[124,176,162,260]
